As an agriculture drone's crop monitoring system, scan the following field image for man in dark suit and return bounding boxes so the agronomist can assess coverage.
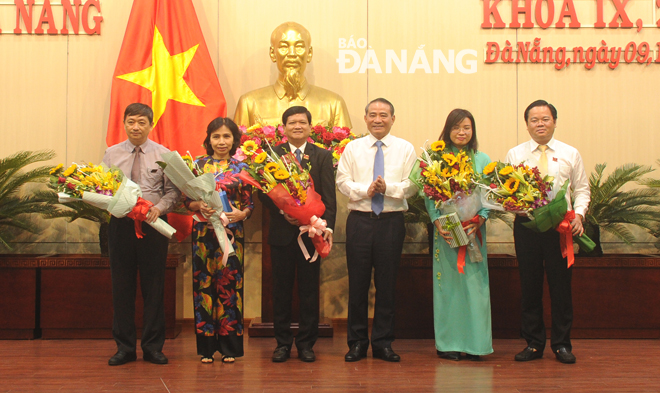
[258,106,337,363]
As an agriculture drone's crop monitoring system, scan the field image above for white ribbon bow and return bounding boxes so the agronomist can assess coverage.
[297,215,327,262]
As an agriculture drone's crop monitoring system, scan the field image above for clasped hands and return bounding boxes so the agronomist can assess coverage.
[367,175,387,197]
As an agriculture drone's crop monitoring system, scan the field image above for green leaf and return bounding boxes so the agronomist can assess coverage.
[581,161,660,249]
[0,150,58,249]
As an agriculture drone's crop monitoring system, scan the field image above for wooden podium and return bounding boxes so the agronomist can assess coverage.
[247,209,333,337]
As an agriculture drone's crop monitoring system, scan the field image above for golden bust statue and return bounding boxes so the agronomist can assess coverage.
[234,21,352,128]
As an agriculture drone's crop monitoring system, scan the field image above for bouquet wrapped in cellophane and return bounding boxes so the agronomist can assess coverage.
[49,162,176,238]
[157,151,235,265]
[237,143,330,262]
[476,161,555,215]
[409,140,483,271]
[476,162,594,266]
[519,181,595,266]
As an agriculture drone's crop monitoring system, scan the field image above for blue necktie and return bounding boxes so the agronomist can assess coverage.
[372,141,384,215]
[295,148,302,163]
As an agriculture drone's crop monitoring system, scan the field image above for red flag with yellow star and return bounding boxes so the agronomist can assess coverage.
[106,0,226,155]
[107,0,226,242]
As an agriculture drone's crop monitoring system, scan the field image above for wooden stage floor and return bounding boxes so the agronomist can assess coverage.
[1,323,660,392]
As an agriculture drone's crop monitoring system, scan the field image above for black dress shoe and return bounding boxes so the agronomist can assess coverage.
[108,351,137,366]
[514,346,543,362]
[298,348,316,362]
[554,347,576,364]
[437,351,460,361]
[143,351,168,364]
[465,354,481,361]
[345,342,368,362]
[272,346,291,363]
[373,347,401,362]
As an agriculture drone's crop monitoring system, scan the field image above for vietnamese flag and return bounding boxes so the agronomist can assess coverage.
[107,0,226,154]
[107,0,226,241]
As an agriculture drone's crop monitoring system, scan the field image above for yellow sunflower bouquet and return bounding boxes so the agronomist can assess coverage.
[50,162,123,199]
[409,140,477,208]
[237,144,312,205]
[476,161,554,213]
[238,144,331,261]
[410,141,484,264]
[49,162,176,238]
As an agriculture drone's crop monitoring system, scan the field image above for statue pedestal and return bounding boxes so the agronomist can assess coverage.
[247,205,333,337]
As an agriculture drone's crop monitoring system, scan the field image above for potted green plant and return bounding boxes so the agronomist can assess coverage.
[579,163,660,256]
[0,150,60,338]
[0,150,59,249]
[41,196,111,256]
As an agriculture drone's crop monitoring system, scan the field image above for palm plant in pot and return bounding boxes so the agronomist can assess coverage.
[0,150,60,250]
[41,195,111,256]
[579,162,660,257]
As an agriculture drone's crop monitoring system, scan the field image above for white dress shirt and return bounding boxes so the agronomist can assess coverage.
[336,133,417,212]
[505,138,590,217]
[288,142,307,156]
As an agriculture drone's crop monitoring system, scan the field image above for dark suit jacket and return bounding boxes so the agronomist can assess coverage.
[258,143,337,246]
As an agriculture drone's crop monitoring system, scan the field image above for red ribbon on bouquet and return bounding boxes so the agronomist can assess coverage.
[456,216,483,274]
[127,197,154,239]
[556,210,576,268]
[237,170,331,259]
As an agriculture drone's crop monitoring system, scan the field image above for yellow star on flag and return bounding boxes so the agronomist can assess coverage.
[117,26,205,126]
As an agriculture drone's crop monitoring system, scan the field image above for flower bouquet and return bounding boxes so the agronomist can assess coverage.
[519,181,595,267]
[476,161,554,214]
[309,125,357,167]
[477,162,594,266]
[409,140,483,271]
[237,144,330,262]
[236,123,357,169]
[157,151,235,265]
[49,162,176,238]
[235,124,285,161]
